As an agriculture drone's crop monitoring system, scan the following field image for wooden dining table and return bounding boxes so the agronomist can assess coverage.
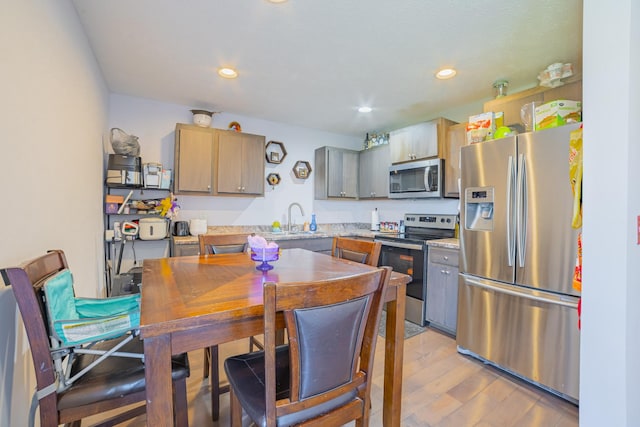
[140,248,409,426]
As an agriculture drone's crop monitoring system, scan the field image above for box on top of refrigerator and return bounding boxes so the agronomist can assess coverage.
[466,112,503,144]
[534,100,581,130]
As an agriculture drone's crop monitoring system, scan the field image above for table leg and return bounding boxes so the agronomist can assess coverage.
[144,334,174,426]
[383,285,406,427]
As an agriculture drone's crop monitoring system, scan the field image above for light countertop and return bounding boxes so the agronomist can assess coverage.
[426,238,460,250]
[172,223,377,245]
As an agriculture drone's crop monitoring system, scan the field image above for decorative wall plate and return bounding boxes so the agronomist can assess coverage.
[267,173,281,187]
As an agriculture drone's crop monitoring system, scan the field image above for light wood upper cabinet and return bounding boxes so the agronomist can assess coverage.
[315,146,359,199]
[358,144,389,199]
[483,78,582,129]
[174,124,215,195]
[389,117,456,164]
[443,122,468,198]
[217,130,265,195]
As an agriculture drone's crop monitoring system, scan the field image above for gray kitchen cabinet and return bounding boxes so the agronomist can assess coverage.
[443,122,467,198]
[315,146,359,199]
[217,130,265,195]
[358,144,389,199]
[389,117,456,164]
[426,246,459,335]
[174,123,215,195]
[276,237,333,254]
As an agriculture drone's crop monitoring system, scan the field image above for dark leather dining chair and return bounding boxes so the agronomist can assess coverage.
[248,236,383,356]
[198,233,251,421]
[331,236,382,267]
[199,233,249,255]
[224,266,391,427]
[1,249,190,427]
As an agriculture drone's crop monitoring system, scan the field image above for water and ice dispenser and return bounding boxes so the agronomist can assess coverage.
[464,187,494,231]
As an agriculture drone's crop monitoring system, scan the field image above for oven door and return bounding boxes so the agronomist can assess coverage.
[375,239,427,325]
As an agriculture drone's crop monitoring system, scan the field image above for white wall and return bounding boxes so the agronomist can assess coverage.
[109,94,460,231]
[581,0,640,425]
[0,0,109,425]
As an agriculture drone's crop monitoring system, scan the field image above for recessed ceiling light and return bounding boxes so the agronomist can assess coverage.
[218,67,238,79]
[435,68,457,80]
[358,106,372,113]
[267,0,288,3]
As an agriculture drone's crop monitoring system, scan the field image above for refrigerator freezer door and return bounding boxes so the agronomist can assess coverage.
[457,274,580,401]
[516,124,581,296]
[460,136,517,284]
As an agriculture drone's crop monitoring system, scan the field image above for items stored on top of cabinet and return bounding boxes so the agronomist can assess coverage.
[388,117,456,164]
[483,78,582,131]
[173,123,265,196]
[190,109,217,127]
[314,146,359,199]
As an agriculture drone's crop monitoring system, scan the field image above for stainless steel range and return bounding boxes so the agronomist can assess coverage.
[374,213,457,326]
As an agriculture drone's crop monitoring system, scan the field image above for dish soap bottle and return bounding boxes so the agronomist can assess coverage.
[309,213,317,232]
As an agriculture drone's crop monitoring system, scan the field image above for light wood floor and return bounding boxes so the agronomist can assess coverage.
[87,328,578,426]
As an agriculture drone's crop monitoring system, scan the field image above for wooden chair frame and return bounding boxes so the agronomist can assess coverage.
[226,266,391,427]
[198,233,251,421]
[331,237,382,267]
[1,250,189,427]
[198,233,249,255]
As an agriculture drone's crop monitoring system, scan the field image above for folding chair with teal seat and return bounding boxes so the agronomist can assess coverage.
[1,249,190,427]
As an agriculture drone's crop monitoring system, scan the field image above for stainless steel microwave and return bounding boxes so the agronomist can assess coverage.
[388,158,443,198]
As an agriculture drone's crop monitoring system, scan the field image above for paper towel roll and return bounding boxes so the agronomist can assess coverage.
[371,208,380,231]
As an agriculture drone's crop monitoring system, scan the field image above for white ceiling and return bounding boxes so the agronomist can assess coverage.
[71,0,583,137]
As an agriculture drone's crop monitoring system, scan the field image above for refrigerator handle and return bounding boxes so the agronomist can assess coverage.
[506,155,516,266]
[464,275,578,309]
[516,154,527,267]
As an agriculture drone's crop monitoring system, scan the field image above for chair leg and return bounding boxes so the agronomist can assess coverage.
[173,377,189,427]
[203,347,210,379]
[210,345,221,421]
[249,335,263,352]
[229,388,243,427]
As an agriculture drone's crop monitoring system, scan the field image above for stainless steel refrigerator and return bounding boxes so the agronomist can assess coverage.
[457,123,581,403]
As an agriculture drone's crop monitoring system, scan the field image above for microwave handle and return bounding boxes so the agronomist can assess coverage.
[424,166,432,191]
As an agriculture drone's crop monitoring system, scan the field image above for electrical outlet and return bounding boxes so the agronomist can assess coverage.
[105,229,115,241]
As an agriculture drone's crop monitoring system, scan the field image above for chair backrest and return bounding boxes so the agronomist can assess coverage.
[1,250,68,422]
[262,265,391,426]
[198,234,249,255]
[331,237,382,266]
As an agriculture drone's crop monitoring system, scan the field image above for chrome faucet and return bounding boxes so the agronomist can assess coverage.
[287,202,305,233]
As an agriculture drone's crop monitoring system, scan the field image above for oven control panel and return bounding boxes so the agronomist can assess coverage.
[404,213,457,230]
